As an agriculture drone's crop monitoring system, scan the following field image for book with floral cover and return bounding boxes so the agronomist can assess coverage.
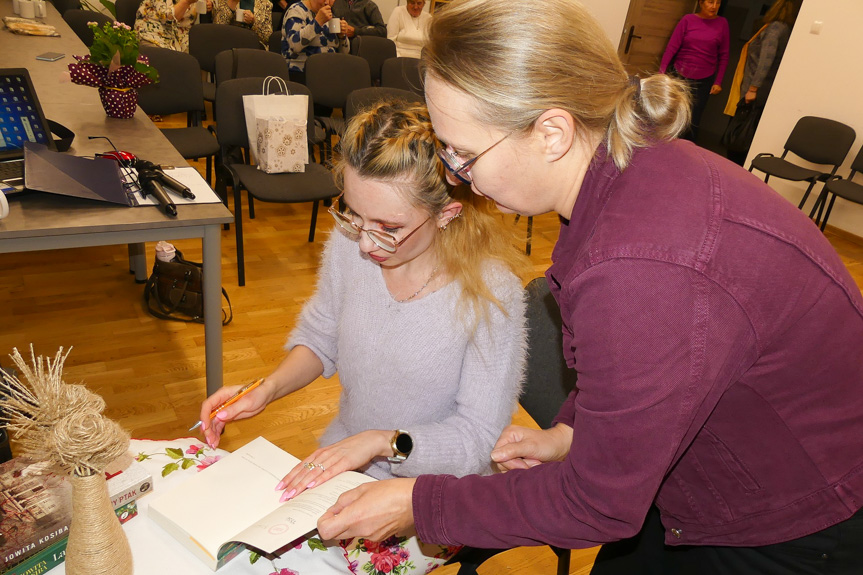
[147,436,376,571]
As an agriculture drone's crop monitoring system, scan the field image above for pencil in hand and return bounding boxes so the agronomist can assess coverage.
[189,378,264,431]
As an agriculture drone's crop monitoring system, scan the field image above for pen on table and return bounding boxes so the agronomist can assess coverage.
[189,378,264,431]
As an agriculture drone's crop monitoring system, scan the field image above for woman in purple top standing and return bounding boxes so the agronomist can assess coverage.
[314,0,863,574]
[660,0,729,141]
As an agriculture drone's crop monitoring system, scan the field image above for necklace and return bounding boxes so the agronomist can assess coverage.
[395,266,439,303]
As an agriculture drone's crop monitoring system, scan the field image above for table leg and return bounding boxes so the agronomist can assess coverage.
[128,243,148,282]
[202,225,224,396]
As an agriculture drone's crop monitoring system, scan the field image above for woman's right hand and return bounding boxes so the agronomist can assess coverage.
[199,382,272,448]
[490,423,573,472]
[315,5,333,26]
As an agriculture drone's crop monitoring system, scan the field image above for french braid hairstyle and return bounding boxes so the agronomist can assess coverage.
[334,98,529,325]
[423,0,691,170]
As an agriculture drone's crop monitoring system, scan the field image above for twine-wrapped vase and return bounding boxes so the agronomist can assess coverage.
[65,473,133,575]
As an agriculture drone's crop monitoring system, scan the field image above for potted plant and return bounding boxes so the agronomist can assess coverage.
[68,21,159,119]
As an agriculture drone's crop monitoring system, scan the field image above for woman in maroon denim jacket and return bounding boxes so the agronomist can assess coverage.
[314,0,863,573]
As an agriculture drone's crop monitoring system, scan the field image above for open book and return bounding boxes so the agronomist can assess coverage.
[147,437,376,570]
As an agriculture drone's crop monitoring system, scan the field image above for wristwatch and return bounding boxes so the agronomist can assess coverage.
[388,430,413,463]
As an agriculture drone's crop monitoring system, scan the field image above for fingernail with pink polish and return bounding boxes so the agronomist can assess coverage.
[280,489,296,502]
[275,480,285,491]
[306,481,315,489]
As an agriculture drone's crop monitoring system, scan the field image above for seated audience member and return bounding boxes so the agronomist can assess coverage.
[282,0,349,83]
[332,0,385,39]
[387,0,430,59]
[199,99,528,575]
[213,0,273,46]
[135,0,210,52]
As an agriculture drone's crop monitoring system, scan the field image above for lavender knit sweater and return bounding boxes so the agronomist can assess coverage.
[287,229,527,480]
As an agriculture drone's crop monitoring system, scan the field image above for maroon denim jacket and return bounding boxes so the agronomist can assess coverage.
[413,140,863,548]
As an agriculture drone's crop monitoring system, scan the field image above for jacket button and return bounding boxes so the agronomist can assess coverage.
[671,528,682,539]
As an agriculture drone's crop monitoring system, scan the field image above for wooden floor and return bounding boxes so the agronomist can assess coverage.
[3,113,863,574]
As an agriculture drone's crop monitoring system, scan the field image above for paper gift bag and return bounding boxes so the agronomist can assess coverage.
[242,76,309,172]
[255,116,307,174]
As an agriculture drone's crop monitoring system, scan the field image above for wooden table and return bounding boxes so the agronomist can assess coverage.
[0,4,234,395]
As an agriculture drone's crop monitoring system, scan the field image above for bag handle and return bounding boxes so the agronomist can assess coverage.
[263,76,289,96]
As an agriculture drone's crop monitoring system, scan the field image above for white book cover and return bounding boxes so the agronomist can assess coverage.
[147,437,376,571]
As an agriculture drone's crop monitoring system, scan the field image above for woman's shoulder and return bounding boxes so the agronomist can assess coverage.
[477,260,525,303]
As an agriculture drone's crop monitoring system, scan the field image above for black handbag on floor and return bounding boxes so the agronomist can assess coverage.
[144,250,232,325]
[721,99,763,154]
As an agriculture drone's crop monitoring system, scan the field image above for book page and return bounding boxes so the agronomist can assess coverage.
[233,469,376,552]
[148,437,299,564]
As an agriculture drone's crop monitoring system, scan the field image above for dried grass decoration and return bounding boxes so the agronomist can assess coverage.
[0,346,133,575]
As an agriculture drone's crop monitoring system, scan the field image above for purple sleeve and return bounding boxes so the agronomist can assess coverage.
[714,18,730,85]
[413,260,753,548]
[660,17,687,74]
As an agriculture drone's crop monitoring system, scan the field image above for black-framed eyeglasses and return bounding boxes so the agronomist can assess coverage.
[328,194,431,253]
[438,131,512,185]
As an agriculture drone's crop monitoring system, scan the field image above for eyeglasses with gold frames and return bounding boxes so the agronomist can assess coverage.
[328,194,431,253]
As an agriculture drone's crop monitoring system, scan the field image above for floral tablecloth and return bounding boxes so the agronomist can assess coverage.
[48,437,287,575]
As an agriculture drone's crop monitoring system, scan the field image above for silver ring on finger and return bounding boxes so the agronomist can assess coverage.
[304,462,316,470]
[315,463,325,471]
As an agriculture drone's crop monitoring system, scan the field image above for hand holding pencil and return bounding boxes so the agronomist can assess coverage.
[195,378,270,449]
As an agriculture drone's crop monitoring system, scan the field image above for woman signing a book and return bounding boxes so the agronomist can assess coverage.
[198,99,528,573]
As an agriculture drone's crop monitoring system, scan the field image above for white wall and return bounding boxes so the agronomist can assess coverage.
[748,0,863,235]
[581,0,631,45]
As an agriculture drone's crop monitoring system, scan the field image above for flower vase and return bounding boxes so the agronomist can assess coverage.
[65,473,133,575]
[98,86,138,119]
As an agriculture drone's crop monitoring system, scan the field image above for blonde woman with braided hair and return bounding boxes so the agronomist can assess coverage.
[198,98,528,574]
[315,0,863,573]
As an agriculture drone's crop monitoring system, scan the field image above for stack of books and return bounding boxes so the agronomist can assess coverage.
[0,456,153,575]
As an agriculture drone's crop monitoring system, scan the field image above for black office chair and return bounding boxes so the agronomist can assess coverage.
[138,46,220,186]
[189,24,262,103]
[809,146,863,232]
[380,56,423,97]
[748,116,856,211]
[304,52,371,161]
[345,86,424,121]
[63,9,112,46]
[115,0,143,27]
[213,48,326,162]
[215,77,340,286]
[49,0,81,16]
[268,29,282,53]
[271,10,283,33]
[446,277,577,575]
[352,35,397,86]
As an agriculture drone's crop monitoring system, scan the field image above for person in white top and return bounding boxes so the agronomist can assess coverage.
[387,0,431,59]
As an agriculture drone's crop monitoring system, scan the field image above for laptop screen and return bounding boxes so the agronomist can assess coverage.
[0,68,57,161]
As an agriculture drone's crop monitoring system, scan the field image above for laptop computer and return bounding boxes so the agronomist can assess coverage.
[0,68,57,193]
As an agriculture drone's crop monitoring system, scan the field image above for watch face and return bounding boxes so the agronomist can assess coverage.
[394,432,413,455]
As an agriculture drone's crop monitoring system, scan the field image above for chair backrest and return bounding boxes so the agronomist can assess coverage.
[785,116,856,168]
[849,145,863,179]
[215,77,315,149]
[380,57,423,96]
[189,24,262,75]
[115,0,143,27]
[138,45,206,116]
[214,48,290,88]
[354,36,397,85]
[271,10,283,32]
[268,29,282,53]
[62,9,112,46]
[345,87,424,121]
[304,53,371,109]
[49,0,81,16]
[520,277,578,429]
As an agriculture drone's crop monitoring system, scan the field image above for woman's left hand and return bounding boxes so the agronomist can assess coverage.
[318,478,417,541]
[276,430,391,501]
[243,9,254,24]
[710,84,722,95]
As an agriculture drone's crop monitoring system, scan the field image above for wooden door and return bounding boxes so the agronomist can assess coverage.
[619,0,697,75]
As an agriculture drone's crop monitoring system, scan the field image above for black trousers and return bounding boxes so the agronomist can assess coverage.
[680,75,714,143]
[591,506,863,575]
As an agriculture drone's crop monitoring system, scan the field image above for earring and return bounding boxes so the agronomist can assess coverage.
[439,212,462,231]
